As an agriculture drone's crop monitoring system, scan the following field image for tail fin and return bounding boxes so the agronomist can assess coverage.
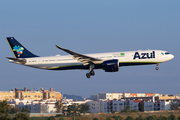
[6,37,39,58]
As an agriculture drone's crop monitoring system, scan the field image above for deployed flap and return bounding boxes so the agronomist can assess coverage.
[55,45,102,65]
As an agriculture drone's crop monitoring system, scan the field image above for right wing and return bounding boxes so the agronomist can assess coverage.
[55,45,103,65]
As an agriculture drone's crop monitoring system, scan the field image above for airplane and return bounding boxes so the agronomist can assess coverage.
[6,37,174,78]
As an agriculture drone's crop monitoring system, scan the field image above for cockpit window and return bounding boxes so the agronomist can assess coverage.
[165,52,170,55]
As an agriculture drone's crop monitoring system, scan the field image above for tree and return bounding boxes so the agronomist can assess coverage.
[158,115,167,120]
[21,106,30,113]
[66,103,81,116]
[170,102,178,110]
[7,106,21,114]
[93,118,99,120]
[66,103,81,120]
[168,114,178,120]
[0,100,9,114]
[49,116,55,120]
[131,109,138,113]
[136,115,144,120]
[80,103,89,113]
[121,106,131,113]
[54,100,63,113]
[139,102,144,112]
[106,116,112,120]
[114,115,123,120]
[146,115,157,120]
[0,113,12,120]
[14,112,30,120]
[125,116,134,120]
[59,117,65,120]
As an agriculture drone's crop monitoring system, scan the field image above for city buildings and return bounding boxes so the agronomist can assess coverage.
[2,89,180,113]
[8,99,57,113]
[0,87,62,101]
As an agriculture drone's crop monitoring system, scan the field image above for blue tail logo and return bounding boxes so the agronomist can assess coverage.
[13,45,24,57]
[6,37,39,58]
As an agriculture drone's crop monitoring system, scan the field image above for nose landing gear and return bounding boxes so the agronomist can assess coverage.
[86,64,95,78]
[155,63,159,70]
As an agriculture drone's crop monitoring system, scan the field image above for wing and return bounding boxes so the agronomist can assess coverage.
[55,45,103,65]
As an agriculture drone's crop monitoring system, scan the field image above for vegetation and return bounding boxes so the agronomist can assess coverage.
[0,100,30,120]
[136,115,144,120]
[121,106,138,113]
[159,115,168,120]
[49,116,56,120]
[114,115,123,120]
[54,100,63,113]
[125,116,134,120]
[30,117,51,120]
[170,102,179,110]
[80,103,90,113]
[168,114,178,120]
[139,102,144,112]
[106,116,112,120]
[14,112,30,120]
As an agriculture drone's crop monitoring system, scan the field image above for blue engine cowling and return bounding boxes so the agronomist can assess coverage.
[103,59,119,72]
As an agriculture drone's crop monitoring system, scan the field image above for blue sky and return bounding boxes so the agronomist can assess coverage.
[1,0,179,98]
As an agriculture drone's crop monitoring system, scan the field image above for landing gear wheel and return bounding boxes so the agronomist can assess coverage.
[90,70,95,76]
[86,73,91,78]
[156,67,159,70]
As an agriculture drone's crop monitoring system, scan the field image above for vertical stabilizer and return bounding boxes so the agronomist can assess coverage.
[6,37,39,58]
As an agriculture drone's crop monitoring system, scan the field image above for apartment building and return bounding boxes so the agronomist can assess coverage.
[87,101,101,113]
[124,100,139,111]
[107,100,124,112]
[91,92,161,101]
[159,94,177,100]
[8,99,57,113]
[91,93,123,100]
[0,87,62,101]
[144,101,154,111]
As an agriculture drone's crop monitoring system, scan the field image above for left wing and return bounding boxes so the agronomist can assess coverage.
[55,45,103,65]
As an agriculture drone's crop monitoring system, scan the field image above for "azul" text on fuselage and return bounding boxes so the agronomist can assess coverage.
[133,51,155,59]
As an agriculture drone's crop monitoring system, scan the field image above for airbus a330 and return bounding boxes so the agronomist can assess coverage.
[6,37,174,78]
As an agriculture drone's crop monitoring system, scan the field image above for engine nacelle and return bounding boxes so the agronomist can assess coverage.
[103,59,119,72]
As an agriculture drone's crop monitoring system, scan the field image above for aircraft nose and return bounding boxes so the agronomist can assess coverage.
[170,54,174,59]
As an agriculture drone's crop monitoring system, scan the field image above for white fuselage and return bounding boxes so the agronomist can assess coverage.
[9,50,174,70]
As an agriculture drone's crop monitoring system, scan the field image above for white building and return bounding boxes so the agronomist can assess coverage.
[98,93,123,100]
[91,95,99,101]
[144,101,154,111]
[87,101,101,113]
[159,101,173,110]
[100,101,107,113]
[107,100,124,112]
[8,99,57,113]
[129,100,139,111]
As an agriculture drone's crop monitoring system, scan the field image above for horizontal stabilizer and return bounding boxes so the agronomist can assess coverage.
[6,57,26,64]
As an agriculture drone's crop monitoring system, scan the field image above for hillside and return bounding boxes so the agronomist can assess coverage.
[63,94,84,101]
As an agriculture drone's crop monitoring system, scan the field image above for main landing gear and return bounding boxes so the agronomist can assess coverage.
[155,63,159,70]
[86,64,95,78]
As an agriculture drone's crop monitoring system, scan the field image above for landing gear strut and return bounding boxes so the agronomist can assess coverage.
[86,64,95,78]
[155,63,159,70]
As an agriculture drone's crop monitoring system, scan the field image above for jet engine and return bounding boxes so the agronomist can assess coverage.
[103,59,119,72]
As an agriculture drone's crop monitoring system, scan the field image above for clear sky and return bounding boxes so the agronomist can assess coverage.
[0,0,179,98]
